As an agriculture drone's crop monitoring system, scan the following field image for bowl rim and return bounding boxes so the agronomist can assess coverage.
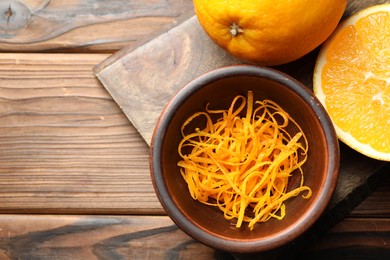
[150,65,340,253]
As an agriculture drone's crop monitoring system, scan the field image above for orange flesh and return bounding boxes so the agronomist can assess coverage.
[322,11,390,153]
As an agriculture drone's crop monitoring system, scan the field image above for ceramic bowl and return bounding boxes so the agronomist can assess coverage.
[150,65,339,253]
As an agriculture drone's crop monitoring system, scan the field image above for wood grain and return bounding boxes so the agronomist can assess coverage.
[0,0,194,52]
[0,215,218,260]
[350,175,390,218]
[96,16,240,144]
[300,218,390,258]
[0,53,164,214]
[0,180,389,260]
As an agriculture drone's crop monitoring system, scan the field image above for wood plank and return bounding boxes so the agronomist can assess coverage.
[0,53,163,214]
[299,218,390,258]
[0,215,217,260]
[0,0,194,52]
[0,214,388,259]
[349,175,390,218]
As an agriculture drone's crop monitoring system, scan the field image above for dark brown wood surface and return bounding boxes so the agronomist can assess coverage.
[0,178,388,259]
[0,0,389,259]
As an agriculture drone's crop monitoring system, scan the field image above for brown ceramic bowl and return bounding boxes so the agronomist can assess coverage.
[150,65,339,253]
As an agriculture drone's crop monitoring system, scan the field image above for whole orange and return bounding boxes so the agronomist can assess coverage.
[193,0,348,66]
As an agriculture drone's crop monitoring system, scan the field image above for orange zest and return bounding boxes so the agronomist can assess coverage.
[177,91,312,230]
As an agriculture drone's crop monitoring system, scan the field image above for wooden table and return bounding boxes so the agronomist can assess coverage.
[0,1,389,259]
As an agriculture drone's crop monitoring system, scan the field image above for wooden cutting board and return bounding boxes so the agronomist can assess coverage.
[94,15,240,144]
[94,0,389,254]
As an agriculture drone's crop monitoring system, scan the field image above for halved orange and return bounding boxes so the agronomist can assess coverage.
[314,4,390,161]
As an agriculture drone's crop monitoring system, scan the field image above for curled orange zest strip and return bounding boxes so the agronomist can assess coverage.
[178,91,312,230]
